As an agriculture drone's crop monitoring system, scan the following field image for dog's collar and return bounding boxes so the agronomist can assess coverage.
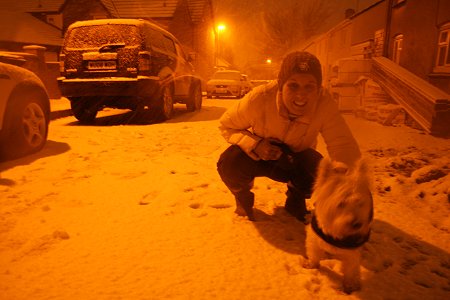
[311,214,370,249]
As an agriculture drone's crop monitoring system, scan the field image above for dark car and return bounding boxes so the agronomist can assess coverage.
[0,60,50,161]
[58,18,202,122]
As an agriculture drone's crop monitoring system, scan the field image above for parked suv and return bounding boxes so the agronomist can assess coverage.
[206,70,252,99]
[58,18,202,122]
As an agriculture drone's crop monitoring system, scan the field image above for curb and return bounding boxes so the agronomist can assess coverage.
[50,109,72,120]
[50,98,72,120]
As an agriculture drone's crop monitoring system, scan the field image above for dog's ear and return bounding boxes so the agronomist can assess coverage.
[314,158,332,186]
[315,158,347,187]
[356,158,369,174]
[355,158,372,189]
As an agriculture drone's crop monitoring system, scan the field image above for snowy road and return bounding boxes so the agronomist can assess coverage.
[0,98,449,299]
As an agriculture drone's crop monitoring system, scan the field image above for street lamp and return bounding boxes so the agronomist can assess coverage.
[215,24,226,67]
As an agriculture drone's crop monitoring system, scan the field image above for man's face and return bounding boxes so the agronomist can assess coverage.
[281,73,320,116]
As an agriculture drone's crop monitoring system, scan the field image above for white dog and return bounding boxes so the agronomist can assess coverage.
[304,158,373,293]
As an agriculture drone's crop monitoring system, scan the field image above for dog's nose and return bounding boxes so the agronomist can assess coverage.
[351,220,363,230]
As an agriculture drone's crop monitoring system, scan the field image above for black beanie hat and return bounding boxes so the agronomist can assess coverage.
[278,51,322,90]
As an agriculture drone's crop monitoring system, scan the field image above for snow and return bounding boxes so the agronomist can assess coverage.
[372,57,450,99]
[0,98,449,299]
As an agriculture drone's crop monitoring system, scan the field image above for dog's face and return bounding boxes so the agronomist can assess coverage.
[311,158,373,242]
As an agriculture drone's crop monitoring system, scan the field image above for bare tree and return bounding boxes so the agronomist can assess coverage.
[211,0,337,73]
[256,0,335,62]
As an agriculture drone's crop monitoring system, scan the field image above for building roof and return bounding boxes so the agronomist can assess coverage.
[187,0,207,24]
[0,10,62,46]
[99,0,119,17]
[104,0,179,18]
[98,0,210,23]
[15,0,65,12]
[0,0,211,22]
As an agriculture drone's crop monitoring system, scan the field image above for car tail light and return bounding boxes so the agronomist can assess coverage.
[59,54,65,73]
[139,51,151,71]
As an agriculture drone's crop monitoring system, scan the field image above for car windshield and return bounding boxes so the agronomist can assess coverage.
[213,71,241,80]
[65,24,141,48]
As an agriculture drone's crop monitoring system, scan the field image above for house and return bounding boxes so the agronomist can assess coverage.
[0,6,63,60]
[302,0,450,137]
[387,0,450,94]
[0,2,64,98]
[15,0,66,29]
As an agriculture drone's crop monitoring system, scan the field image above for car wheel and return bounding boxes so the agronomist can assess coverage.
[186,83,202,112]
[70,97,98,123]
[0,88,49,161]
[156,84,173,120]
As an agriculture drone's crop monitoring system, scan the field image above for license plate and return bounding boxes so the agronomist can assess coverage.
[88,60,116,70]
[216,88,227,93]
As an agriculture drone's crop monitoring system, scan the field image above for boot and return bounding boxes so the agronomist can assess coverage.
[285,185,309,223]
[234,192,255,221]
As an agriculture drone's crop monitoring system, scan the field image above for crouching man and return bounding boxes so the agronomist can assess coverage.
[217,51,361,222]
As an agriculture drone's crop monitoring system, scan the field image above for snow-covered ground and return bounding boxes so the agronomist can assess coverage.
[0,98,449,300]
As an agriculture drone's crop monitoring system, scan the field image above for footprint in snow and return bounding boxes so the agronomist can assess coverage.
[189,202,202,209]
[184,183,210,192]
[139,191,159,205]
[208,203,232,209]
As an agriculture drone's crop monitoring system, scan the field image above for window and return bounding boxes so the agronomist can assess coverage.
[174,42,187,61]
[393,34,403,64]
[163,36,176,54]
[145,27,166,51]
[66,25,140,48]
[435,23,450,71]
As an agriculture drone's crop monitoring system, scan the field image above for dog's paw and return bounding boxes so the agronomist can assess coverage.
[343,279,361,294]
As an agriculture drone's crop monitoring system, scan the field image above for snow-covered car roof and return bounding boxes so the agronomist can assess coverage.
[66,18,178,45]
[68,18,146,28]
[210,70,243,81]
[214,70,241,74]
[0,52,27,66]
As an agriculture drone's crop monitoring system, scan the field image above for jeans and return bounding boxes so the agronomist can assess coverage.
[217,144,323,216]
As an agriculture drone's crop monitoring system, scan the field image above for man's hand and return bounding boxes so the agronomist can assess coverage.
[254,138,283,160]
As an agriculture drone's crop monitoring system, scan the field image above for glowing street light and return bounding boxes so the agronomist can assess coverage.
[266,58,272,64]
[215,23,227,67]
